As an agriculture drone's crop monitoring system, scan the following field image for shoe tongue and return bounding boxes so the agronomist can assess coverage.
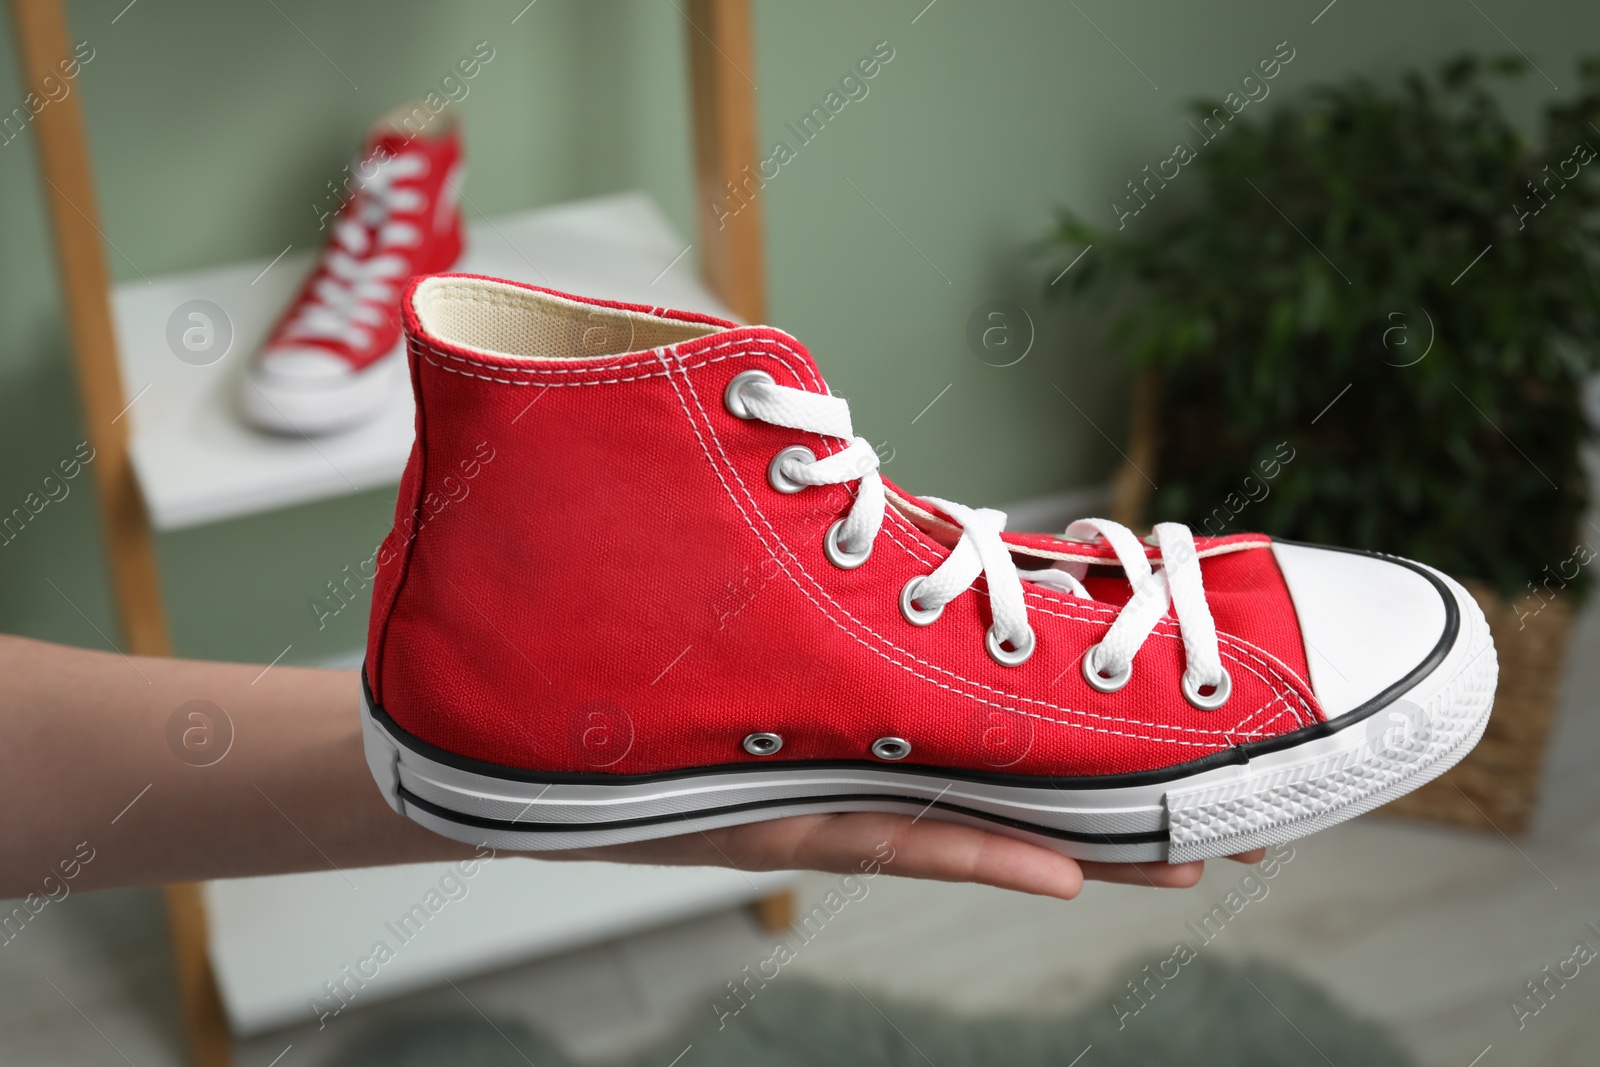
[364,130,421,163]
[363,114,454,172]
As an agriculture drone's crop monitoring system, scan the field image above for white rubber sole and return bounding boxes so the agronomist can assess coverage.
[361,564,1496,864]
[241,347,401,435]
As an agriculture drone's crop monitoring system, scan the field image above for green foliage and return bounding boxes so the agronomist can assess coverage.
[1051,56,1600,600]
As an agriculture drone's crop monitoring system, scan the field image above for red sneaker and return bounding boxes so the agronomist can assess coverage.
[360,275,1498,863]
[243,108,464,435]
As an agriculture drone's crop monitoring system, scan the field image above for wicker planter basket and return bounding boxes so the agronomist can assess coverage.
[1380,580,1569,834]
[1110,384,1562,836]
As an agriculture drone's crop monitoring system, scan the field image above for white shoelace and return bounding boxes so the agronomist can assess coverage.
[732,372,1229,704]
[285,152,428,350]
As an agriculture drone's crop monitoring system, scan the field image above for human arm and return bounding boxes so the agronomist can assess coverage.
[0,633,1246,900]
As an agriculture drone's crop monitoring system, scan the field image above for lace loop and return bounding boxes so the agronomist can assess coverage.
[916,497,1031,654]
[731,374,1224,687]
[1153,522,1226,692]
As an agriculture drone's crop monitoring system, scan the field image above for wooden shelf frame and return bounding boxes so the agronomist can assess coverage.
[8,1,782,1063]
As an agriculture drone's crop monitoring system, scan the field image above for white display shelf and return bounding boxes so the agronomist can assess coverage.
[206,859,793,1035]
[111,192,724,530]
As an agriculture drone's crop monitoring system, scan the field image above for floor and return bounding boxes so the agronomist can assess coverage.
[7,611,1600,1067]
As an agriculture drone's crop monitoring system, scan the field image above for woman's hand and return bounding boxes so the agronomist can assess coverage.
[557,812,1267,899]
[0,635,1261,898]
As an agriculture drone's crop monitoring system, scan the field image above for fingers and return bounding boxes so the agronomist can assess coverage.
[551,817,1268,898]
[554,813,1087,900]
[1078,847,1266,886]
[727,812,1088,900]
[1080,859,1205,889]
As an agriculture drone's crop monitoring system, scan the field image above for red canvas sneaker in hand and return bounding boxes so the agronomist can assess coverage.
[360,274,1497,863]
[243,107,464,435]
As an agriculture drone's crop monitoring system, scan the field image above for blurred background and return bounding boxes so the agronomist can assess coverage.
[4,1,1600,1065]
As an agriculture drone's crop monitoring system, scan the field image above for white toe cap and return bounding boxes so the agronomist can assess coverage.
[253,346,355,389]
[1270,542,1453,719]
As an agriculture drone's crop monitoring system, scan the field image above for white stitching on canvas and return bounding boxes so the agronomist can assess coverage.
[877,506,1314,728]
[673,342,1311,738]
[415,332,805,382]
[658,344,1304,745]
[415,321,1317,744]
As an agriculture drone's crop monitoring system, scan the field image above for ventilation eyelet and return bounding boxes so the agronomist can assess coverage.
[743,732,783,756]
[871,737,911,761]
[723,370,774,419]
[1082,642,1132,692]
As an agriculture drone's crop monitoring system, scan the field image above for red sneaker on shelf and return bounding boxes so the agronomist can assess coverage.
[243,108,464,435]
[360,274,1498,863]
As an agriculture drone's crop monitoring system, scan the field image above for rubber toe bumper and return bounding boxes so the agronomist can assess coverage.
[241,346,399,435]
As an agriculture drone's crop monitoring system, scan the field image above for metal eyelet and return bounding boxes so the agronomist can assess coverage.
[824,519,871,569]
[898,576,943,626]
[723,369,774,419]
[1081,642,1132,692]
[986,624,1035,667]
[743,732,783,756]
[871,737,911,761]
[1181,667,1232,711]
[767,446,816,494]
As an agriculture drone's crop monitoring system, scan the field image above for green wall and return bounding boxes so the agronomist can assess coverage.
[1,0,1594,663]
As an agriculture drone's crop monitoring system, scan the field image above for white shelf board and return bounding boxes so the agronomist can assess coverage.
[205,858,793,1036]
[111,192,723,531]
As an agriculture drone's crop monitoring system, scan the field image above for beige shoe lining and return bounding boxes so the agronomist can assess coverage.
[410,276,723,361]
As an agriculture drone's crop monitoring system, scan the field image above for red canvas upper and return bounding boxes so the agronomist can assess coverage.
[260,121,464,373]
[366,276,1322,779]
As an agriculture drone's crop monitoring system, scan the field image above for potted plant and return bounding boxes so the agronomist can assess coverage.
[1050,56,1600,832]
